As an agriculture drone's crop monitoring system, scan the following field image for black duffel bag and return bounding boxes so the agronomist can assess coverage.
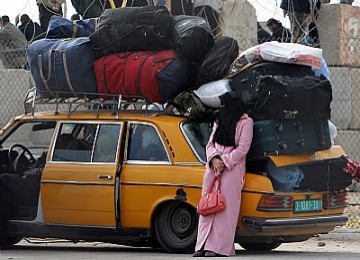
[299,156,352,192]
[71,0,148,19]
[172,15,214,63]
[171,0,193,15]
[252,75,332,122]
[90,6,173,58]
[230,62,314,106]
[198,36,239,84]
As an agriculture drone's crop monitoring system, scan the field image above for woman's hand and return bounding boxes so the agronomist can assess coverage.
[211,157,225,176]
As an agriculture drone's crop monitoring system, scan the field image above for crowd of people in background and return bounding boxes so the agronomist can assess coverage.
[258,0,323,47]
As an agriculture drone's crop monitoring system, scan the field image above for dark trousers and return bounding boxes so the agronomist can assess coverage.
[38,4,63,32]
[0,173,40,245]
[194,5,219,34]
[0,187,16,245]
[309,22,320,47]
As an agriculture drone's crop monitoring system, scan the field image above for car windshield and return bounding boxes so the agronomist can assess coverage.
[1,121,56,157]
[181,121,212,163]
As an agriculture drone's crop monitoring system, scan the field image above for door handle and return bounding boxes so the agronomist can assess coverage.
[98,175,113,180]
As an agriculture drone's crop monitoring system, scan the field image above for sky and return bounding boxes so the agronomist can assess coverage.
[0,0,359,28]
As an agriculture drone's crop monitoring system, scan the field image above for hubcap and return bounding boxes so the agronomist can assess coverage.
[170,208,194,239]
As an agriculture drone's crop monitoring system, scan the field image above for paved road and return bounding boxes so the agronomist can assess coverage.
[1,233,360,260]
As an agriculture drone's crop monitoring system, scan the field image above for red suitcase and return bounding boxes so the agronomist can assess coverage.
[94,50,189,103]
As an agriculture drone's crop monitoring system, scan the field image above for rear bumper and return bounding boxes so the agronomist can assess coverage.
[243,214,348,232]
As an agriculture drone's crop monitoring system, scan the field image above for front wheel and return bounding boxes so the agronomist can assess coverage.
[155,202,198,253]
[239,242,282,251]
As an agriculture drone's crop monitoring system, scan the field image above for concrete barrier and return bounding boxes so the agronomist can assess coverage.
[219,0,257,52]
[318,4,360,67]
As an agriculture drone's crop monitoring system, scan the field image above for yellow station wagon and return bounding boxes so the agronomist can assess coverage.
[0,90,350,253]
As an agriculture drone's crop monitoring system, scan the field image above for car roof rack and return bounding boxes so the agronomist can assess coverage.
[24,88,164,118]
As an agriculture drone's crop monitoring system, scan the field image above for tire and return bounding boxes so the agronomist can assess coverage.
[148,238,162,249]
[240,242,282,251]
[7,236,22,246]
[155,202,197,253]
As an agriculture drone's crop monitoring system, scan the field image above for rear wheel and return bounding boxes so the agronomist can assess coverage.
[155,202,197,253]
[240,242,282,251]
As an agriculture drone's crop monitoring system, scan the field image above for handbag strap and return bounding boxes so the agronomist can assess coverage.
[216,176,221,191]
[205,176,221,194]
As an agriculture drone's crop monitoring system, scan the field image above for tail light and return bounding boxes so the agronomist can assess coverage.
[257,195,294,212]
[323,190,348,209]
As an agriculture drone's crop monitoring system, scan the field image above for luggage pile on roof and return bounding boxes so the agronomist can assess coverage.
[27,6,216,102]
[27,6,333,156]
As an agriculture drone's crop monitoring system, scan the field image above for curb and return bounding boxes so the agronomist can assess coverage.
[318,227,360,240]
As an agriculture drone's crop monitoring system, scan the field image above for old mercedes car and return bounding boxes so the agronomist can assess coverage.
[0,90,350,253]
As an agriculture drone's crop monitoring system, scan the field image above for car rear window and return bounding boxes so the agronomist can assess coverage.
[181,121,211,163]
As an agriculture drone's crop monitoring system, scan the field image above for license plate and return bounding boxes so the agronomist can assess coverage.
[294,199,322,213]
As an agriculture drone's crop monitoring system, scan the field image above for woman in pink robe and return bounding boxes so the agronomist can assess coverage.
[194,94,253,257]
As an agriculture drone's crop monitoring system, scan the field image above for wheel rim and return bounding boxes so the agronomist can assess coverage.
[171,208,192,238]
[167,205,197,242]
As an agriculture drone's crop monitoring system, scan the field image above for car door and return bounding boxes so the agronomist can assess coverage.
[41,121,123,227]
[119,122,173,227]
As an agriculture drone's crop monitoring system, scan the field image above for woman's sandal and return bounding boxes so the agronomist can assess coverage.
[205,251,226,257]
[193,250,206,257]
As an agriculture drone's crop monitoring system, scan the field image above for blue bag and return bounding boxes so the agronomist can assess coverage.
[27,37,97,98]
[268,162,304,192]
[46,16,97,39]
[159,58,189,103]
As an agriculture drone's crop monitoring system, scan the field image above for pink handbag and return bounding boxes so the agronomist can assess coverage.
[197,176,226,216]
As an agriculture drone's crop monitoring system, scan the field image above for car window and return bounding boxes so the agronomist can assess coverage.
[127,124,168,162]
[53,123,98,162]
[181,121,211,163]
[93,124,121,163]
[52,123,121,163]
[2,121,56,157]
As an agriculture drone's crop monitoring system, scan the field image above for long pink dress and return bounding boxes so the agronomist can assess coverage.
[195,114,254,256]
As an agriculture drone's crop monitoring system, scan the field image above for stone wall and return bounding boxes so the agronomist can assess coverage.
[0,70,32,128]
[219,0,257,52]
[318,4,360,67]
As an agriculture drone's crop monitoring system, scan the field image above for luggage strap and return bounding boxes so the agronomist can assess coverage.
[61,52,76,96]
[72,22,78,38]
[38,52,55,96]
[108,0,118,8]
[38,50,76,97]
[226,60,262,79]
[120,0,127,7]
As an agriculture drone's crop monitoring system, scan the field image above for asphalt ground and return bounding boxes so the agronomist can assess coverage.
[1,229,360,259]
